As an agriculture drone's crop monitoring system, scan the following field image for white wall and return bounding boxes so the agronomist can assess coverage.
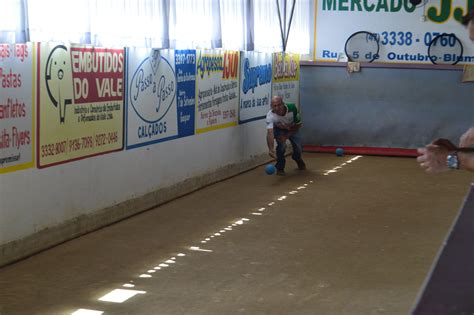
[0,120,268,263]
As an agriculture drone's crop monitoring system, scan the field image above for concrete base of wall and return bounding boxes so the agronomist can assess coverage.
[0,154,269,267]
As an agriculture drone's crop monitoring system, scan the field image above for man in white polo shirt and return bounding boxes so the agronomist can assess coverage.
[266,96,306,176]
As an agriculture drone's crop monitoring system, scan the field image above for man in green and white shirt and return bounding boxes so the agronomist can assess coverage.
[266,96,306,175]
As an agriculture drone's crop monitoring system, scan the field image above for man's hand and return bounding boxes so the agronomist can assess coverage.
[288,124,301,133]
[459,127,474,147]
[433,138,457,151]
[277,134,288,143]
[268,149,276,159]
[417,144,451,173]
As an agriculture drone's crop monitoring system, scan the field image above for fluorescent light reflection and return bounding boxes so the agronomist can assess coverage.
[252,212,262,215]
[139,274,152,278]
[268,202,275,206]
[219,230,226,233]
[165,260,175,264]
[147,270,156,273]
[205,238,211,240]
[258,207,265,211]
[242,218,249,221]
[159,263,169,267]
[236,220,244,225]
[98,289,146,303]
[214,233,221,236]
[153,267,161,270]
[201,240,207,243]
[278,196,287,200]
[123,283,135,288]
[289,191,297,194]
[225,227,232,230]
[309,181,314,183]
[177,253,186,257]
[72,309,104,315]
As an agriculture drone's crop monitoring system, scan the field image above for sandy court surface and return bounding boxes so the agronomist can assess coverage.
[1,153,473,315]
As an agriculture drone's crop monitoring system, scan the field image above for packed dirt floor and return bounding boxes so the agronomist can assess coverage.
[1,153,473,315]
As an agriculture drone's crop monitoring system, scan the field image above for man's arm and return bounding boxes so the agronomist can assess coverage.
[417,144,474,173]
[458,152,474,171]
[459,127,474,147]
[267,128,276,158]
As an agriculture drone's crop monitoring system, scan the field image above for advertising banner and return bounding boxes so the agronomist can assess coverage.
[272,52,300,107]
[196,49,240,134]
[37,43,124,168]
[176,49,196,138]
[0,43,34,173]
[315,0,474,64]
[126,48,195,149]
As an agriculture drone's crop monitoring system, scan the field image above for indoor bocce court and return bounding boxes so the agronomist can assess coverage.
[3,1,474,315]
[1,154,474,314]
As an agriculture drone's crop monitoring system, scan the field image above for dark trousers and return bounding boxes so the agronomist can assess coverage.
[274,127,303,171]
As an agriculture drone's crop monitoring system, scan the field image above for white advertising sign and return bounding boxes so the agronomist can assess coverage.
[316,0,474,64]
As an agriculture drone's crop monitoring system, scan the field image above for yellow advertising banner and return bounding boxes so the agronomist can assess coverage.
[37,43,124,168]
[195,49,240,134]
[272,52,300,107]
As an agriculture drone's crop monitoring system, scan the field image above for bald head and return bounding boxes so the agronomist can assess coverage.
[270,96,286,116]
[271,96,283,106]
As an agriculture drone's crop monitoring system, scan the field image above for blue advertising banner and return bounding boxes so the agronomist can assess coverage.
[239,51,272,124]
[175,50,196,138]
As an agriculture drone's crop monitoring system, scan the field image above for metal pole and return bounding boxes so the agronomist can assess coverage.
[284,0,296,50]
[276,0,285,52]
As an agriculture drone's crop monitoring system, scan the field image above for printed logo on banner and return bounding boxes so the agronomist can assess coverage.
[130,50,176,138]
[242,58,272,94]
[273,53,299,82]
[239,52,272,124]
[129,50,176,125]
[45,45,74,124]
